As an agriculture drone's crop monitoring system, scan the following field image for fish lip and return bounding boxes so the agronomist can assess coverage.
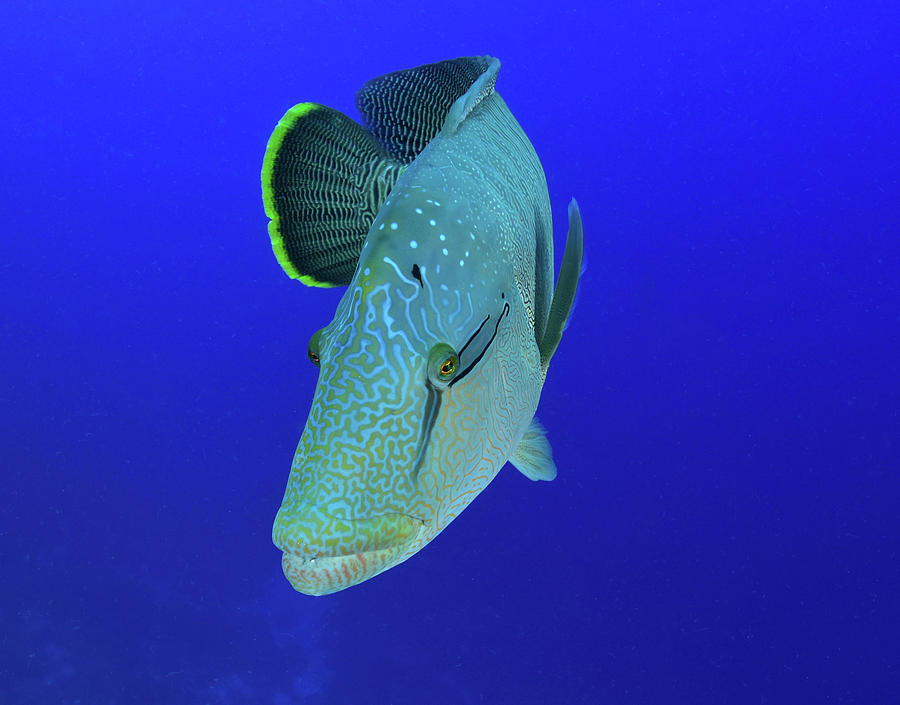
[280,519,426,595]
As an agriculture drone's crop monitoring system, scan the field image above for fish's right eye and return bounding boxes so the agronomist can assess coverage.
[307,329,323,367]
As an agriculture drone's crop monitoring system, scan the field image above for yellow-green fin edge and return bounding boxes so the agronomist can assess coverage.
[261,102,336,288]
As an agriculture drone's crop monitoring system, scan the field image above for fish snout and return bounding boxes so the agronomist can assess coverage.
[273,508,423,595]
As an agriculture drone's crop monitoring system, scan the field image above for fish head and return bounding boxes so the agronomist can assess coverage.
[273,188,534,595]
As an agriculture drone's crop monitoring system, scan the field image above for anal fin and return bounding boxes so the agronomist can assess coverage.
[509,418,557,482]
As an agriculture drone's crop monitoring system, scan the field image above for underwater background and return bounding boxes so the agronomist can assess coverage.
[2,1,898,703]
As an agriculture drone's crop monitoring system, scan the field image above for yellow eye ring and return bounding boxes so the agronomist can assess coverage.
[428,343,459,386]
[438,355,457,379]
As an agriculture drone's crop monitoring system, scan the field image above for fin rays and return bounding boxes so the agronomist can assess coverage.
[539,199,584,369]
[262,57,498,287]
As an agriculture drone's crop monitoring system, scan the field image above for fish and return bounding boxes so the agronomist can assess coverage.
[261,56,583,595]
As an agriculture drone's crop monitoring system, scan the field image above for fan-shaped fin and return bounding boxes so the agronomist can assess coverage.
[356,56,495,163]
[261,102,404,286]
[510,418,557,481]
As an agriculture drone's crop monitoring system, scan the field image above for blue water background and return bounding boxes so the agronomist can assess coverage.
[2,1,898,703]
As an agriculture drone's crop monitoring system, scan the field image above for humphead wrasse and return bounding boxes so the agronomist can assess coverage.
[262,56,583,595]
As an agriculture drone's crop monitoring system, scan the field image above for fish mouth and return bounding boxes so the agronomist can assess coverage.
[274,511,425,596]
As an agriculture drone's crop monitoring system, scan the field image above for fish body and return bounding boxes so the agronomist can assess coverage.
[262,57,583,594]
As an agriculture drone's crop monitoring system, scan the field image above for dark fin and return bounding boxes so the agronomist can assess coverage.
[262,102,404,287]
[539,199,584,369]
[356,56,495,163]
[442,57,500,135]
[532,208,552,353]
[509,418,557,481]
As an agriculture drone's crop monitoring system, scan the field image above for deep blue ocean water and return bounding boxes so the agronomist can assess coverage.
[2,1,898,703]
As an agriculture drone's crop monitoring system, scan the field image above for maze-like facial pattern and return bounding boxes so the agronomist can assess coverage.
[273,192,543,594]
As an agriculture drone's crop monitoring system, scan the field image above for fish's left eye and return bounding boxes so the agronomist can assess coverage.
[427,343,459,387]
[439,356,457,379]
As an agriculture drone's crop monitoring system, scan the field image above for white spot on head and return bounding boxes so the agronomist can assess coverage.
[378,223,385,230]
[456,218,462,224]
[429,219,436,226]
[415,207,423,214]
[410,240,418,249]
[434,200,441,206]
[440,283,448,291]
[439,234,446,241]
[442,248,448,256]
[459,260,464,267]
[465,250,469,257]
[364,267,370,275]
[390,222,398,230]
[469,232,475,240]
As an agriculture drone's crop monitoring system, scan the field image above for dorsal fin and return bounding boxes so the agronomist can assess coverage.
[261,103,404,287]
[442,57,500,135]
[355,56,495,163]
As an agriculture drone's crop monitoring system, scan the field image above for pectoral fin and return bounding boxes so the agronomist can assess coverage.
[509,418,557,481]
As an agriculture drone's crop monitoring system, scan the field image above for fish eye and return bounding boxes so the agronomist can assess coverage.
[307,329,323,367]
[439,356,457,379]
[428,343,459,386]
